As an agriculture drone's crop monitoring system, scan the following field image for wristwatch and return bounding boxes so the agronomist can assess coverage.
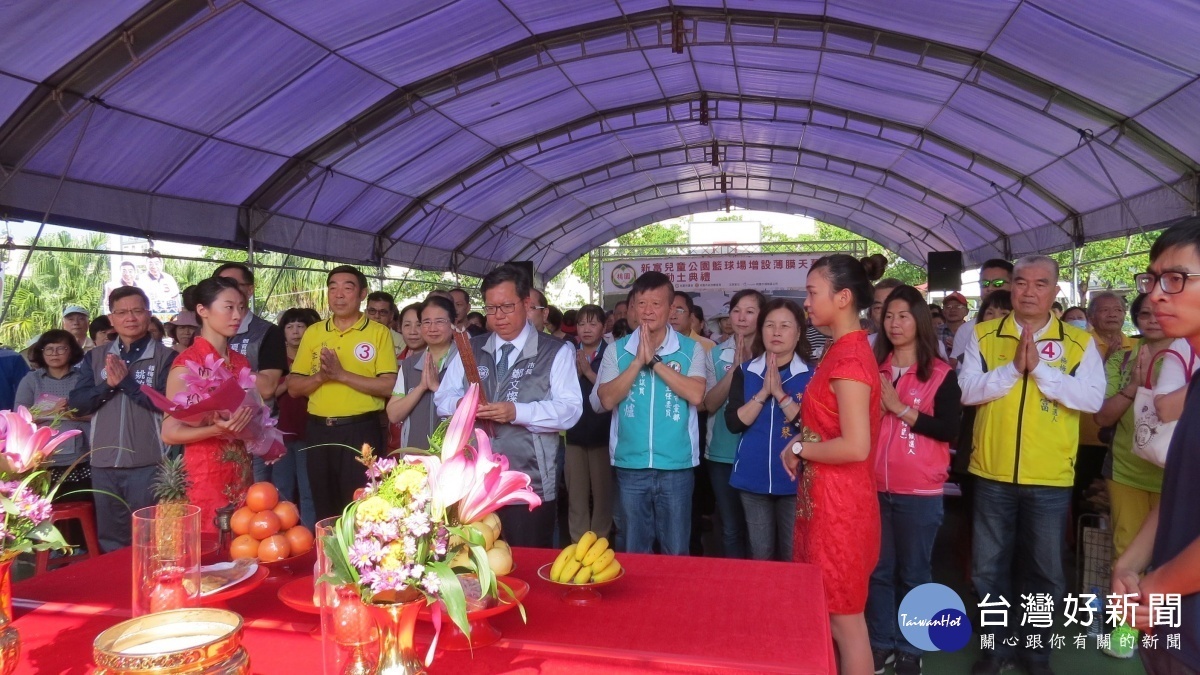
[790,440,804,457]
[649,354,663,369]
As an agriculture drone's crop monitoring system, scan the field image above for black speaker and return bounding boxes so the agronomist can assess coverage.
[927,251,963,292]
[506,260,536,287]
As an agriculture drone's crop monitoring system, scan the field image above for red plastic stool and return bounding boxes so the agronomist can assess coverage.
[33,502,100,575]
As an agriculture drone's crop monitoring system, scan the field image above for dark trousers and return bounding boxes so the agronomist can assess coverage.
[91,465,159,553]
[972,478,1069,665]
[305,415,384,523]
[496,501,557,548]
[708,461,746,558]
[867,493,944,656]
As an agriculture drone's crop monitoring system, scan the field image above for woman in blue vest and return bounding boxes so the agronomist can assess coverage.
[723,298,813,561]
[703,289,765,558]
[866,285,962,675]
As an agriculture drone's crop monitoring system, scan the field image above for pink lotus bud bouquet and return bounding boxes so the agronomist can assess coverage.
[0,407,84,558]
[319,384,540,660]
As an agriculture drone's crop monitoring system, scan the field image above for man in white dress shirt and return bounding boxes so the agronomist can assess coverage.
[959,255,1104,675]
[435,264,583,547]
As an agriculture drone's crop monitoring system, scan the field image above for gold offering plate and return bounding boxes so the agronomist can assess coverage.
[93,608,249,674]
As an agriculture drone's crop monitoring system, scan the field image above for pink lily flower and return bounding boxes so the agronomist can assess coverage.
[457,429,541,524]
[0,407,83,474]
[440,384,479,461]
[406,451,474,521]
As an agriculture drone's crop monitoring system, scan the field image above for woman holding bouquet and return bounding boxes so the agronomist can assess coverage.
[781,255,882,675]
[161,276,255,533]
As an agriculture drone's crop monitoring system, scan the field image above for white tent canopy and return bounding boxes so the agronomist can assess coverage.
[1,1,1196,281]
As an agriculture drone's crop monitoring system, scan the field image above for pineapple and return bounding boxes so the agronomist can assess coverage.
[150,454,192,562]
[152,454,191,505]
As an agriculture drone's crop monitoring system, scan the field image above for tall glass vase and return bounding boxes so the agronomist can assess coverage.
[0,557,18,675]
[132,504,201,617]
[363,600,425,675]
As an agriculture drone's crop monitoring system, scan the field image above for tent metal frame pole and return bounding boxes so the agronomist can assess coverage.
[0,102,95,325]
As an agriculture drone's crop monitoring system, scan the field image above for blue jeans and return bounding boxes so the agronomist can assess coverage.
[972,478,1069,664]
[708,461,746,558]
[615,468,693,555]
[866,492,944,656]
[253,440,316,528]
[738,491,795,561]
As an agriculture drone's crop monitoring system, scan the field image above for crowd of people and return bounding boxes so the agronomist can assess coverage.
[4,223,1200,675]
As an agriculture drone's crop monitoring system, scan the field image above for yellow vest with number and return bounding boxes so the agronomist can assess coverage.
[969,315,1092,487]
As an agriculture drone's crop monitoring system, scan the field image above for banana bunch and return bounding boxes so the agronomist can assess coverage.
[549,531,622,584]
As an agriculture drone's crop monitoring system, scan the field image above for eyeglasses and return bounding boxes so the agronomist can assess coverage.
[111,309,148,319]
[484,303,517,315]
[671,307,688,315]
[41,346,69,355]
[420,319,451,328]
[980,279,1008,288]
[1135,272,1200,295]
[531,305,547,311]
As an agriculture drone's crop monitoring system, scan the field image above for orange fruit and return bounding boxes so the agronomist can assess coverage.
[284,525,313,556]
[229,534,259,560]
[245,482,279,512]
[258,534,291,562]
[272,501,300,531]
[230,506,255,536]
[248,510,281,540]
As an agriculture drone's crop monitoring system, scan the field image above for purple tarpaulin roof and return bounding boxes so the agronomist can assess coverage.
[1,1,1196,280]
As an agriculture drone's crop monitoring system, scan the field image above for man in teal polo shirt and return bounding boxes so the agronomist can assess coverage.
[593,271,707,555]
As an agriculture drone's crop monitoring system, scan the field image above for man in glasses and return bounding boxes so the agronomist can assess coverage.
[435,264,583,547]
[1114,222,1200,675]
[366,291,405,360]
[70,286,178,551]
[960,255,1105,675]
[948,259,1015,364]
[669,292,715,356]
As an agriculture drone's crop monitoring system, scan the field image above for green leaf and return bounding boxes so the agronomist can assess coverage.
[0,494,18,517]
[428,561,471,640]
[467,542,493,598]
[27,521,68,549]
[496,580,527,624]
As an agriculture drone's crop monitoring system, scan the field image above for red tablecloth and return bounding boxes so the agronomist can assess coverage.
[11,547,836,674]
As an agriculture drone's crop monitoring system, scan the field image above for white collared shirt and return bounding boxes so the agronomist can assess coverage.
[959,317,1105,413]
[435,322,582,433]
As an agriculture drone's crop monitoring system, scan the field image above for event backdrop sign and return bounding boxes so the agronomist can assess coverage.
[601,252,831,319]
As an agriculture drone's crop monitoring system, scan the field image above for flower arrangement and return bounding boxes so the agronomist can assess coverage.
[319,384,541,657]
[0,407,82,558]
[141,354,285,463]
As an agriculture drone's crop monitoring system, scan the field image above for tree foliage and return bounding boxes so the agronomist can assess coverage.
[1049,232,1155,291]
[0,232,110,348]
[761,222,927,286]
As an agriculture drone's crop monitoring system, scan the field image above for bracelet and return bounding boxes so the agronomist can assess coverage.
[1117,390,1135,401]
[752,395,768,405]
[897,406,912,418]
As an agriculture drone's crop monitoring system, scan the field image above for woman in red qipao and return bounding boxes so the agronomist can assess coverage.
[161,276,256,534]
[781,254,883,675]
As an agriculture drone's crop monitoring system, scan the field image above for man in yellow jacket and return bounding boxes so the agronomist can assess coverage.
[960,255,1106,675]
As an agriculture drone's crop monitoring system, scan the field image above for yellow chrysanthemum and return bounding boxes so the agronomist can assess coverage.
[356,496,390,524]
[393,467,427,495]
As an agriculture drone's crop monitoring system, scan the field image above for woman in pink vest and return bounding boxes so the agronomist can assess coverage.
[867,285,962,675]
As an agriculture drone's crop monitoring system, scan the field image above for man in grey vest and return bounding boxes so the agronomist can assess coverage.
[213,264,289,478]
[435,264,583,547]
[70,286,177,552]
